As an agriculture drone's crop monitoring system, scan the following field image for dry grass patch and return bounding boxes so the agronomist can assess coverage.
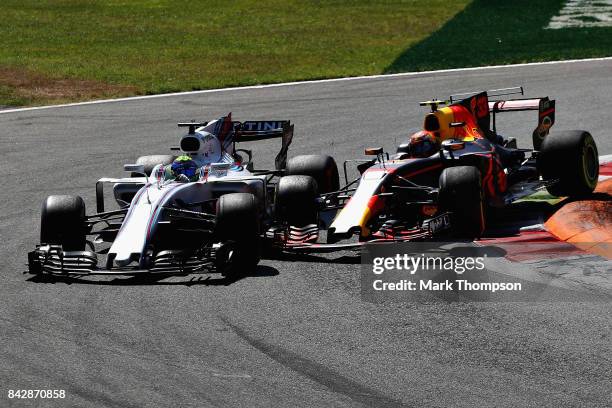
[0,66,140,106]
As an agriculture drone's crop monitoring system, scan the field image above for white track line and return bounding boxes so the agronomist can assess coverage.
[1,56,611,114]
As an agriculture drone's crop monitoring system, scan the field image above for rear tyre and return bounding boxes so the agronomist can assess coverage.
[439,166,485,238]
[286,155,339,193]
[215,193,261,278]
[133,155,176,176]
[537,130,598,197]
[40,195,86,251]
[275,175,318,227]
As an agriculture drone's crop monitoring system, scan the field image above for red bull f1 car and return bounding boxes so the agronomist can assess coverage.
[275,87,599,251]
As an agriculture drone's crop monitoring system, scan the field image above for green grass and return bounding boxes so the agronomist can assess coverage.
[385,0,612,73]
[0,0,468,106]
[1,0,611,107]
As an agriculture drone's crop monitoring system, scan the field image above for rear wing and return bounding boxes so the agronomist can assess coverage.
[449,86,525,103]
[178,119,294,170]
[488,97,555,150]
[449,87,555,150]
[234,121,291,140]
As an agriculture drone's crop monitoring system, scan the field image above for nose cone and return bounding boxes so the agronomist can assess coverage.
[329,171,385,239]
[114,252,140,267]
[108,187,155,268]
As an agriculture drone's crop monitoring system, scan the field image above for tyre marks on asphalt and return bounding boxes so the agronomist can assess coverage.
[222,318,410,408]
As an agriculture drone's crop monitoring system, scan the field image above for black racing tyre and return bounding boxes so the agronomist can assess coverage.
[40,195,86,251]
[275,175,318,227]
[285,155,340,193]
[537,130,599,197]
[439,166,485,238]
[215,193,261,277]
[133,155,176,176]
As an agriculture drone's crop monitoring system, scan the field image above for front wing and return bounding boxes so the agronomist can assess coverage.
[27,245,219,277]
[270,212,452,253]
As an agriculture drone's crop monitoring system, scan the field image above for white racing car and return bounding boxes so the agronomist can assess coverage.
[28,114,340,279]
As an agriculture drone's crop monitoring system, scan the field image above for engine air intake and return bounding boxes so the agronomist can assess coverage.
[180,136,201,152]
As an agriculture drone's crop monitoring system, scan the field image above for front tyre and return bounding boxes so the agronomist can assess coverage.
[537,130,599,197]
[439,166,485,239]
[133,155,176,177]
[215,193,261,278]
[275,175,318,227]
[40,195,86,251]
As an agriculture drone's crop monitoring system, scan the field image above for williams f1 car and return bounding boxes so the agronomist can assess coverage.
[280,87,599,251]
[28,114,342,278]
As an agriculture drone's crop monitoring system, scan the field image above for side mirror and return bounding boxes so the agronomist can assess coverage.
[124,164,145,175]
[365,147,383,156]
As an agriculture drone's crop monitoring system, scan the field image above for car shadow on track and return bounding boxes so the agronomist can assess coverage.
[25,264,279,287]
[484,190,610,238]
[265,251,362,265]
[483,200,557,237]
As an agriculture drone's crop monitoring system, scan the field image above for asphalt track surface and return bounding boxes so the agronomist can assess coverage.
[1,59,611,407]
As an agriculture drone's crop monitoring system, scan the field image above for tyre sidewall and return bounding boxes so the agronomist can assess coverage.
[286,155,339,193]
[40,195,86,251]
[275,175,318,227]
[215,193,261,276]
[538,130,598,197]
[439,166,485,238]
